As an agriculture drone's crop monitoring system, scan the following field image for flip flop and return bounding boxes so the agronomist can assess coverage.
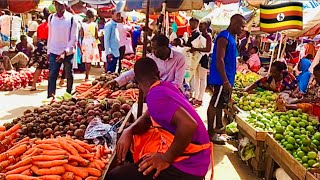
[30,88,37,91]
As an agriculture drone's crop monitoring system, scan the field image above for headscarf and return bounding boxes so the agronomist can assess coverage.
[297,58,312,93]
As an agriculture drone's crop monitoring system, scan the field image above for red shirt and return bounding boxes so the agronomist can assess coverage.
[37,22,48,40]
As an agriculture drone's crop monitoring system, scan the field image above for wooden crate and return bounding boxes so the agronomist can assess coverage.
[305,172,318,180]
[100,108,134,179]
[235,114,271,142]
[265,134,307,180]
[235,114,271,177]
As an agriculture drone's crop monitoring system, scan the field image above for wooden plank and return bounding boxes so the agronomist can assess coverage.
[236,114,270,141]
[265,134,306,180]
[305,172,318,180]
[264,155,275,180]
[99,151,116,180]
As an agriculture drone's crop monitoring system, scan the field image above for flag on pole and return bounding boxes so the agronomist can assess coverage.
[260,2,303,33]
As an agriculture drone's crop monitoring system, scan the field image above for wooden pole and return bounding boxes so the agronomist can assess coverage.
[280,37,287,59]
[268,32,279,74]
[137,0,151,118]
[277,33,283,60]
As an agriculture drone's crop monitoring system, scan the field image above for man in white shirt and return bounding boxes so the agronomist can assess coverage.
[47,0,78,98]
[28,15,38,37]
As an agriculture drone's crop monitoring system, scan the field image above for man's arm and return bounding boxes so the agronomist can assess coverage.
[47,15,52,55]
[104,24,111,55]
[162,107,198,163]
[114,69,135,87]
[216,37,229,85]
[172,53,186,88]
[65,17,78,55]
[193,35,212,53]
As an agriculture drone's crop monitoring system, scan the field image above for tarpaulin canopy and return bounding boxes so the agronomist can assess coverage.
[123,0,203,13]
[2,0,40,13]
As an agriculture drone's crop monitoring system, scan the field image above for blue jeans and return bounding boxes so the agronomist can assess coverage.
[106,54,119,73]
[48,53,74,98]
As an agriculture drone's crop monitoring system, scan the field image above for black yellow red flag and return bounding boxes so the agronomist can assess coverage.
[260,2,303,33]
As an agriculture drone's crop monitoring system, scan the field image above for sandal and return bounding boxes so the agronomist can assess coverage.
[211,134,227,145]
[30,88,37,91]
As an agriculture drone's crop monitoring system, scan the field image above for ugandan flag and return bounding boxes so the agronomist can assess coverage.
[260,2,303,33]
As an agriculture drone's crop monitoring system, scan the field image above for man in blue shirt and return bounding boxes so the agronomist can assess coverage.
[207,14,245,144]
[104,10,121,73]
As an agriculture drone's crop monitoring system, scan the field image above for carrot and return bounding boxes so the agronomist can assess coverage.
[16,137,30,144]
[5,174,39,180]
[5,164,32,175]
[7,144,27,157]
[36,144,61,151]
[85,177,98,180]
[73,140,93,152]
[94,159,105,170]
[41,150,67,156]
[90,161,101,171]
[33,160,68,168]
[31,166,65,176]
[85,167,101,177]
[80,153,94,159]
[6,157,32,170]
[64,164,88,179]
[94,145,101,159]
[35,139,58,144]
[22,148,43,160]
[68,161,78,166]
[8,141,29,152]
[61,172,74,180]
[23,147,37,156]
[58,138,78,155]
[66,140,86,153]
[0,160,10,171]
[0,133,5,141]
[4,124,21,136]
[68,155,88,165]
[38,175,62,180]
[32,155,68,161]
[21,169,33,176]
[0,126,5,132]
[74,176,82,180]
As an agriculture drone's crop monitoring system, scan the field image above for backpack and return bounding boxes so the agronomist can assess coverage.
[49,14,74,41]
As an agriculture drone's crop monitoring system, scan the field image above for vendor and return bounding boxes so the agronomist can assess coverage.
[245,61,297,92]
[106,57,211,180]
[246,46,260,73]
[107,35,186,89]
[287,64,320,116]
[294,57,312,94]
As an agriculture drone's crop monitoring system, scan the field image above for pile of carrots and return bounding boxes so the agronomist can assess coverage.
[0,135,112,180]
[0,124,21,154]
[109,89,139,101]
[75,82,112,100]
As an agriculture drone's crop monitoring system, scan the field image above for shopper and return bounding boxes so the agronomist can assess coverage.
[107,34,186,89]
[189,19,212,106]
[28,15,39,38]
[81,9,100,81]
[104,10,121,73]
[107,57,211,180]
[47,0,77,98]
[208,14,246,144]
[117,13,132,74]
[29,8,50,91]
[246,46,261,73]
[185,18,200,47]
[98,17,107,71]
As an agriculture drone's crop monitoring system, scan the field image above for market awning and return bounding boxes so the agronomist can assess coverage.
[2,0,40,13]
[123,0,203,13]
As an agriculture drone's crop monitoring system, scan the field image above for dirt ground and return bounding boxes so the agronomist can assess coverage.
[0,67,260,180]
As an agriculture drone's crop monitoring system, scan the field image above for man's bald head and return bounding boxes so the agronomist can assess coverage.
[228,14,246,36]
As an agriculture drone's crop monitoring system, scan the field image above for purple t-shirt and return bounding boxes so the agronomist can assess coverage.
[146,81,210,177]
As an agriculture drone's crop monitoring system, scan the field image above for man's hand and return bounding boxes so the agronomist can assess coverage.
[56,52,66,63]
[138,153,170,179]
[116,128,133,163]
[223,81,233,95]
[106,79,118,89]
[107,54,113,62]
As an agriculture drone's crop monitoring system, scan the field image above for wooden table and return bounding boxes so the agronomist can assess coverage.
[235,113,271,177]
[264,134,307,180]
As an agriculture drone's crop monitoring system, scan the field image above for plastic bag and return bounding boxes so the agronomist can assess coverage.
[84,117,119,151]
[226,122,239,135]
[238,137,256,161]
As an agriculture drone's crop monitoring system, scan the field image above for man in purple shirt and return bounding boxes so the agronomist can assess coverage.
[107,34,186,89]
[10,35,34,69]
[107,57,211,180]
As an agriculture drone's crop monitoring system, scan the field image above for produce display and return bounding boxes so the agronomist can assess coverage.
[232,91,278,111]
[272,110,320,169]
[0,135,111,180]
[3,99,132,141]
[121,54,136,72]
[75,72,138,101]
[234,72,260,89]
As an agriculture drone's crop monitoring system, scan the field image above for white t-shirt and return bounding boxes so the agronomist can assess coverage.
[117,23,132,47]
[28,20,39,32]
